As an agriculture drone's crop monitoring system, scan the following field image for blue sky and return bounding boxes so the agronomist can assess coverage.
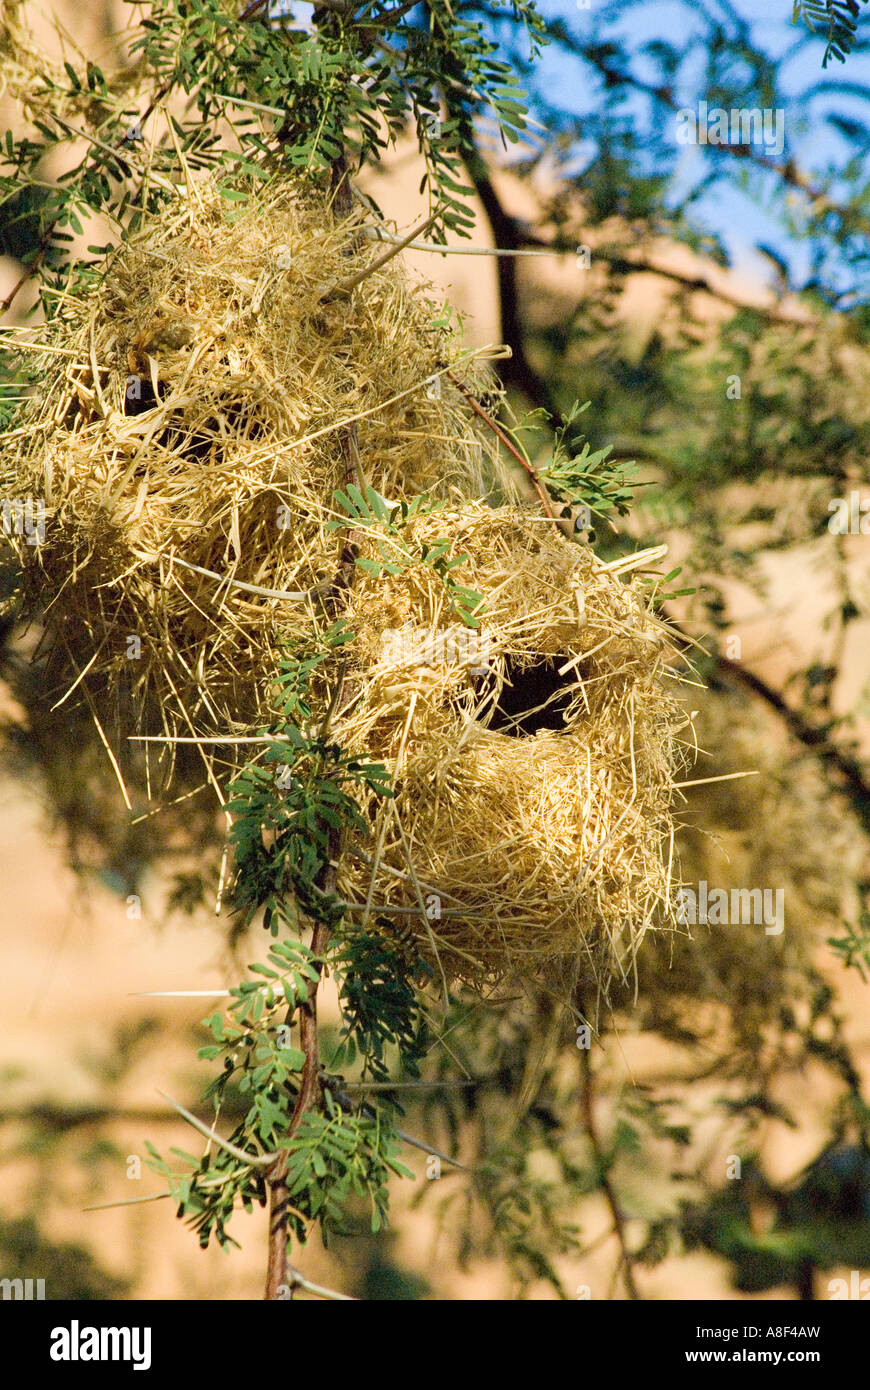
[519,0,870,292]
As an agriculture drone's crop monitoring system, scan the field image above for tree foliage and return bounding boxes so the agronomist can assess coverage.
[2,0,870,1300]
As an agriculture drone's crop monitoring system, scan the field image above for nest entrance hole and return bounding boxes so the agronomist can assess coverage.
[485,656,580,736]
[123,373,262,463]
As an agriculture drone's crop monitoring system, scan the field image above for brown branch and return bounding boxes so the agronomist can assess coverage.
[701,644,870,820]
[516,231,815,328]
[589,248,813,326]
[0,1103,214,1127]
[579,1046,641,1299]
[0,237,51,316]
[264,919,330,1300]
[446,369,555,517]
[263,148,365,1301]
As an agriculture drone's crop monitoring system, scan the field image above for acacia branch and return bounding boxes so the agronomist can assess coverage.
[579,1047,641,1299]
[446,368,554,517]
[263,149,365,1302]
[264,920,329,1299]
[569,41,870,241]
[0,227,53,315]
[588,249,812,326]
[703,646,870,828]
[516,231,816,327]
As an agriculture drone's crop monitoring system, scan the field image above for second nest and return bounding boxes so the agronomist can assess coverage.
[330,503,688,996]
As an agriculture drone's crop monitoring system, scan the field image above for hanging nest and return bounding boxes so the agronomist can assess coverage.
[329,503,688,995]
[1,175,498,748]
[0,172,689,1000]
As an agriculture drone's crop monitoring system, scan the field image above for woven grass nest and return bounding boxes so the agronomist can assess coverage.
[1,173,689,998]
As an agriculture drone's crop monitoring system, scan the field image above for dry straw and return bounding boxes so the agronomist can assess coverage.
[0,171,689,1000]
[633,688,866,1063]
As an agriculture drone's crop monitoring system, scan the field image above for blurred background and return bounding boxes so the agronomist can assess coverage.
[1,0,870,1299]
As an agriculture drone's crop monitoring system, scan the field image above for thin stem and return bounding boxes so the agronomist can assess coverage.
[578,1049,641,1300]
[283,1265,356,1301]
[264,146,364,1301]
[324,205,444,298]
[362,227,563,257]
[157,1089,277,1168]
[446,369,555,517]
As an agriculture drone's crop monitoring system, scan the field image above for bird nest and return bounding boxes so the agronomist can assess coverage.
[0,172,689,999]
[329,503,687,994]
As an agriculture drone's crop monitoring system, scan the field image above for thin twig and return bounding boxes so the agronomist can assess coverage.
[129,733,297,744]
[136,550,317,602]
[361,226,564,257]
[157,1089,277,1168]
[326,1079,467,1169]
[282,1265,356,1301]
[393,1126,467,1170]
[446,369,555,518]
[578,1049,640,1299]
[673,770,760,789]
[390,799,451,1012]
[84,1167,241,1212]
[339,900,479,917]
[133,989,232,998]
[337,1080,477,1091]
[323,205,445,298]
